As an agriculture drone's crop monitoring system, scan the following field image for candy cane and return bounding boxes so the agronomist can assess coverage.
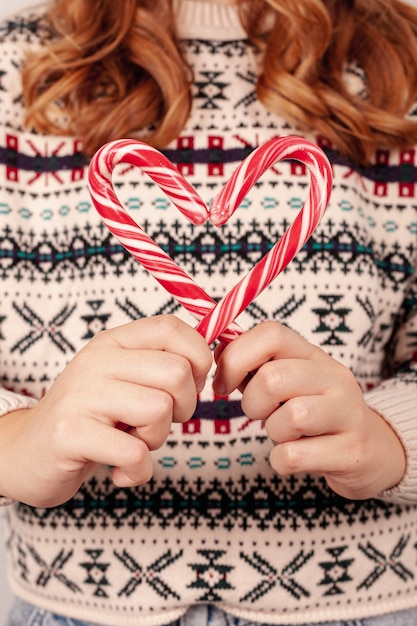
[198,137,333,343]
[88,136,332,344]
[88,139,242,343]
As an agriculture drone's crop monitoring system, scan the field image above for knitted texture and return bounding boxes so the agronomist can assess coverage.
[0,2,417,625]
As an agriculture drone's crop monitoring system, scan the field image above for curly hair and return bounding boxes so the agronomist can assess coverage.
[22,0,417,163]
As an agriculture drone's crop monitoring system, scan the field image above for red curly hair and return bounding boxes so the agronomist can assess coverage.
[22,0,417,163]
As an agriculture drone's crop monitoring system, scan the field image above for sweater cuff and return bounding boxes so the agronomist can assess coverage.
[0,388,37,506]
[365,380,417,504]
[0,388,37,417]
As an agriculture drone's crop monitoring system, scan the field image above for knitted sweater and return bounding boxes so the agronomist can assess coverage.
[1,2,417,625]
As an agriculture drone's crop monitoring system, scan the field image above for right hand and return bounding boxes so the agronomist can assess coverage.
[0,315,212,508]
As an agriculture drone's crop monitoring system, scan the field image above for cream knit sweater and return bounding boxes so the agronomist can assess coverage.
[0,2,417,624]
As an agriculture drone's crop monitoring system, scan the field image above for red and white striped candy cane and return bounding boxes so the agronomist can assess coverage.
[198,137,333,344]
[88,139,242,343]
[88,136,332,344]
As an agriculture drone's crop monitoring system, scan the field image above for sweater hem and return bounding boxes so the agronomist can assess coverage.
[218,596,417,624]
[9,582,188,626]
[9,582,417,626]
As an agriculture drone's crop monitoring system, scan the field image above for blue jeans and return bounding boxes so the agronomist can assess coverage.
[6,599,417,626]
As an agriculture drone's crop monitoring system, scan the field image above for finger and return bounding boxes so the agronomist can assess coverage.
[269,433,354,478]
[55,366,181,444]
[264,395,341,443]
[213,321,318,396]
[240,358,331,421]
[74,378,174,427]
[112,457,153,489]
[74,346,202,424]
[67,418,154,486]
[102,315,213,391]
[95,383,174,449]
[103,350,199,422]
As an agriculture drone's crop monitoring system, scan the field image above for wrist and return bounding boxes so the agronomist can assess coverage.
[0,408,35,502]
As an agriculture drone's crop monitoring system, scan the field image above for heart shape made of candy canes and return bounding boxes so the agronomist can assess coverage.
[88,136,333,345]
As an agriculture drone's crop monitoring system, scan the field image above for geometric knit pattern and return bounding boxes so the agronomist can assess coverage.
[1,3,417,625]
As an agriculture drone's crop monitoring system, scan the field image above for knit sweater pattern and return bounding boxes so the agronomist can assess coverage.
[1,2,417,624]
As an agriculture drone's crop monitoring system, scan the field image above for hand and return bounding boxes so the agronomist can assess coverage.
[0,315,212,507]
[213,321,406,500]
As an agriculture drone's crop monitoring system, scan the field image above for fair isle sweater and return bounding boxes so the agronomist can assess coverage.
[1,2,417,625]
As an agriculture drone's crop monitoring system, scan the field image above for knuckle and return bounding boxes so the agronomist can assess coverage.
[286,398,312,435]
[258,320,284,344]
[257,362,285,397]
[273,443,303,475]
[87,328,109,349]
[72,337,109,377]
[169,354,193,388]
[71,344,94,373]
[153,314,184,338]
[331,361,358,391]
[124,437,149,468]
[153,391,174,420]
[49,415,72,452]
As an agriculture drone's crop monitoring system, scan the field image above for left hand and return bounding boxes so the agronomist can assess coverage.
[212,321,406,500]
